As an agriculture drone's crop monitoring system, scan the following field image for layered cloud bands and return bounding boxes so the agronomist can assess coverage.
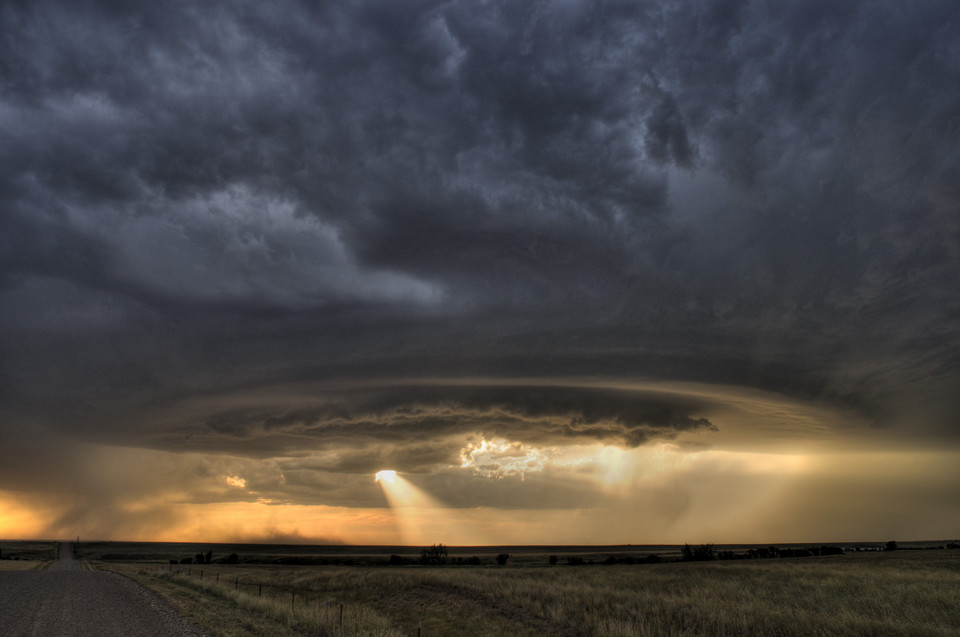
[194,385,715,460]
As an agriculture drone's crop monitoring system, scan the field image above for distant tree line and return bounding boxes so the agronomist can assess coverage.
[173,540,959,569]
[169,550,239,565]
[679,543,862,562]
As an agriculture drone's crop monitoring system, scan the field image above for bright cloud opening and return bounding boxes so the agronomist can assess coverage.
[459,437,555,478]
[375,470,397,484]
[225,475,247,488]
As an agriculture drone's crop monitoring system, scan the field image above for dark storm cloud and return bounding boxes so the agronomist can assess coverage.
[1,0,958,458]
[165,385,716,464]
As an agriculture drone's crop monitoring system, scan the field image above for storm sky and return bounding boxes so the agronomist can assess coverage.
[1,0,958,544]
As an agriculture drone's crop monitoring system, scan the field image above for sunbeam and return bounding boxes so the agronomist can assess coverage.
[374,470,487,545]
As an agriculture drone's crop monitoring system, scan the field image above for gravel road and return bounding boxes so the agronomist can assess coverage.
[0,542,205,636]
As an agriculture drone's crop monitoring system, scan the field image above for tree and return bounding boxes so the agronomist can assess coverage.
[496,553,510,565]
[683,544,715,561]
[548,555,558,565]
[693,544,715,561]
[419,543,448,565]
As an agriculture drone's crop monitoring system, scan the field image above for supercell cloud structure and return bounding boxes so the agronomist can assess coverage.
[0,0,958,543]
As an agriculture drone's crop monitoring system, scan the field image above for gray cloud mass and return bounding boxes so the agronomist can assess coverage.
[1,0,958,481]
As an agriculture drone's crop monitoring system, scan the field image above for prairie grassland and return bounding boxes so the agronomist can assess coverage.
[0,540,58,560]
[0,540,57,569]
[0,559,48,571]
[103,550,960,637]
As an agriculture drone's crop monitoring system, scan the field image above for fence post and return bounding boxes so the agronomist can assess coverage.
[235,577,239,590]
[340,600,344,627]
[418,620,422,637]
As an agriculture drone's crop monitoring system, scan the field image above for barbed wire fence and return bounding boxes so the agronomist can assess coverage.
[141,563,421,635]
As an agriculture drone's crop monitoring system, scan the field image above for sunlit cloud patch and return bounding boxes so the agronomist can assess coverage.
[225,475,247,488]
[458,437,555,479]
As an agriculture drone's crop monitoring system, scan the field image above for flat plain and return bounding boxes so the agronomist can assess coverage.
[45,540,959,637]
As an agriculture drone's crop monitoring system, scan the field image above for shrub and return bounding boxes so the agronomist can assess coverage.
[466,556,481,566]
[496,553,510,565]
[549,555,558,565]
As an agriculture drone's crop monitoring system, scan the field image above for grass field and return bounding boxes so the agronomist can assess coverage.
[93,544,960,636]
[0,540,58,569]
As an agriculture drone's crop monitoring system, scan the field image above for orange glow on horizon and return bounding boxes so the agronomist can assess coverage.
[3,440,959,546]
[0,492,48,539]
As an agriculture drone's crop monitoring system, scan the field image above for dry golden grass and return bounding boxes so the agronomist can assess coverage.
[0,541,57,570]
[101,550,960,636]
[106,562,403,637]
[0,559,48,571]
